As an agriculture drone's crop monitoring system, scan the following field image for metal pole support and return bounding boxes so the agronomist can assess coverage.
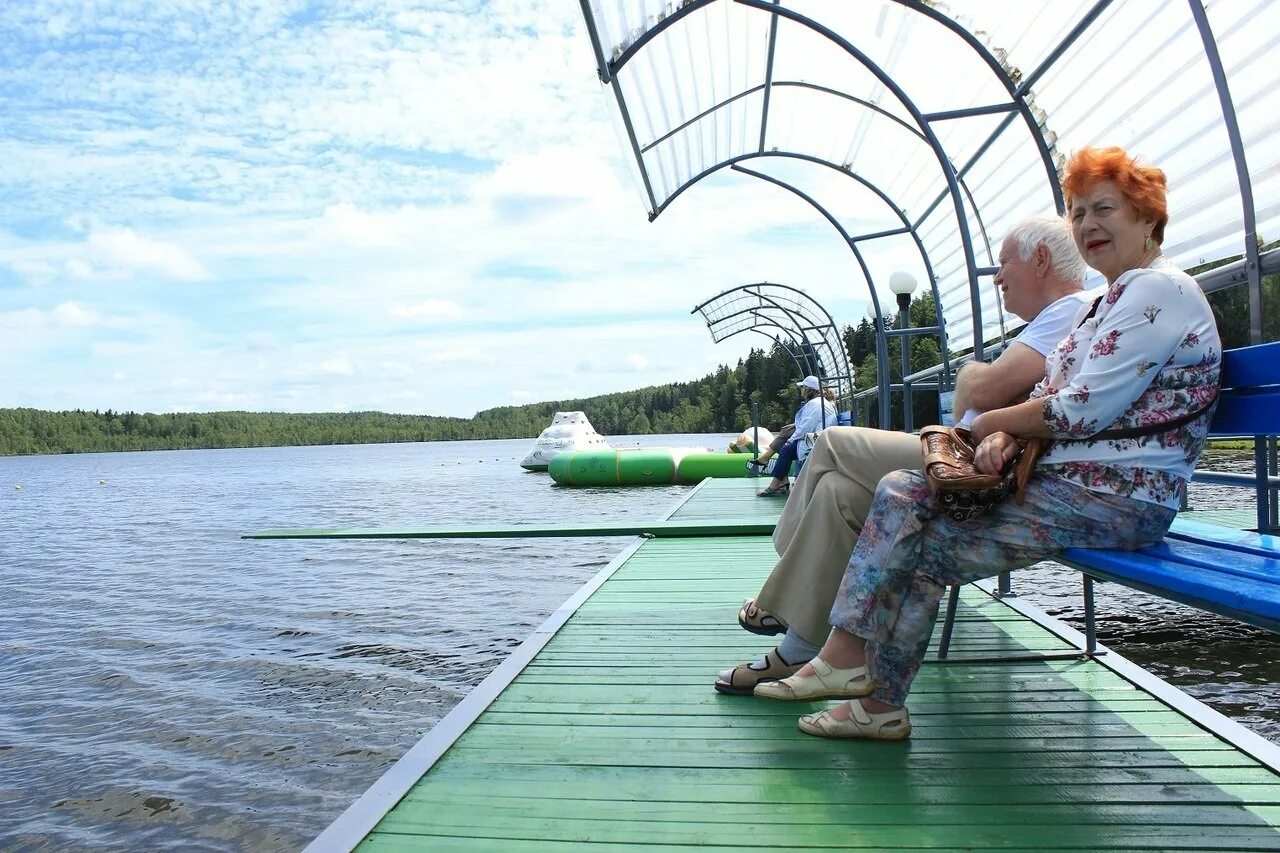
[750,403,762,478]
[897,292,913,432]
[936,584,961,660]
[1083,574,1098,656]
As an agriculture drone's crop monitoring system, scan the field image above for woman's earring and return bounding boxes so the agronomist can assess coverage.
[1144,236,1154,250]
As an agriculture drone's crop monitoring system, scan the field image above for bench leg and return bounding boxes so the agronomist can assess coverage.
[1084,574,1097,656]
[933,576,1100,665]
[937,584,961,660]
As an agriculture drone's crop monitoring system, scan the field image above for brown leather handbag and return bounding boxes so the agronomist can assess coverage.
[919,391,1217,523]
[919,426,1045,522]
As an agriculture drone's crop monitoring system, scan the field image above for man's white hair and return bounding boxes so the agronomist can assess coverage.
[1005,214,1087,283]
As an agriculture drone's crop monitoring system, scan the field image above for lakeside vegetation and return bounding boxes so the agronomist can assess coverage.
[3,271,1275,457]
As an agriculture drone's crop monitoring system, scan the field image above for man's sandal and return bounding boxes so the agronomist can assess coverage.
[798,700,912,740]
[713,650,802,696]
[757,482,790,497]
[737,599,787,636]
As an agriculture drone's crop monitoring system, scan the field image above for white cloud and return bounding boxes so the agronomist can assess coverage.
[85,225,211,282]
[65,258,94,279]
[390,299,463,320]
[318,203,419,249]
[421,348,484,365]
[318,354,355,376]
[0,2,883,418]
[51,302,99,326]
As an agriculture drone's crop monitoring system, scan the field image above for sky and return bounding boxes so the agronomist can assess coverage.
[0,0,882,419]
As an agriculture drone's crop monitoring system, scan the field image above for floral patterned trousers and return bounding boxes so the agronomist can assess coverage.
[829,470,1177,706]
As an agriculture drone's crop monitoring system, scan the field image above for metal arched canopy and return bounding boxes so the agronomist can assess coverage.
[580,0,1278,354]
[691,282,857,409]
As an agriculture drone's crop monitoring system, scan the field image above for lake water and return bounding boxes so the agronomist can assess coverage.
[1,438,1276,850]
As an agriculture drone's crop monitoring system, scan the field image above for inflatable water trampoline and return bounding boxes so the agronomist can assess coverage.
[548,448,752,486]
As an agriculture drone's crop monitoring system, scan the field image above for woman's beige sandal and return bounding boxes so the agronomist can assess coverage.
[737,599,787,636]
[798,700,912,740]
[753,657,875,701]
[713,650,802,696]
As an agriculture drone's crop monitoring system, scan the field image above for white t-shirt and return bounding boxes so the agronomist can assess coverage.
[1013,288,1101,355]
[956,288,1101,426]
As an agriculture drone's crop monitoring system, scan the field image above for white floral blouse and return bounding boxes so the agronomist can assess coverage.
[1029,256,1222,509]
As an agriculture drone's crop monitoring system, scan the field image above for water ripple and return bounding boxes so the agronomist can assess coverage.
[0,440,1273,849]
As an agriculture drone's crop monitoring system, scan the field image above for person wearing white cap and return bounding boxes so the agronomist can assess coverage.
[753,375,838,497]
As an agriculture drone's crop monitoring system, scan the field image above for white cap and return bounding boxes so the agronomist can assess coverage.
[797,375,821,391]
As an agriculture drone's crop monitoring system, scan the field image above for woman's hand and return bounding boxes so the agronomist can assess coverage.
[974,431,1020,475]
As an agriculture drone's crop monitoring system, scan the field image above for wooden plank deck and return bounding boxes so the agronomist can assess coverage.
[326,478,1280,851]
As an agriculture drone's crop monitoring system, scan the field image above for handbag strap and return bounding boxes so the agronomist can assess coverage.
[1089,395,1218,440]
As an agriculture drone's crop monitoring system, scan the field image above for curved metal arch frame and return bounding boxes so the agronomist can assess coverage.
[690,282,857,409]
[735,324,819,382]
[604,1,995,361]
[605,0,1076,220]
[642,80,929,155]
[1187,0,1270,529]
[732,0,988,361]
[598,0,1076,356]
[693,283,842,348]
[730,164,900,426]
[586,0,1267,435]
[652,150,954,383]
[885,0,1067,214]
[711,322,815,391]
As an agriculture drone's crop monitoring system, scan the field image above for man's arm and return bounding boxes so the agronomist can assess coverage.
[951,341,1046,413]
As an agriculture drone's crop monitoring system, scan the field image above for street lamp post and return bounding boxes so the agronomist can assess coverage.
[888,271,918,431]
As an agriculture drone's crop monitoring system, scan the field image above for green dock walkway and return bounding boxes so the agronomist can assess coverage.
[314,479,1280,851]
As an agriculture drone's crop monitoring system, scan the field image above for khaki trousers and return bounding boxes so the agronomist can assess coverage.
[756,426,923,644]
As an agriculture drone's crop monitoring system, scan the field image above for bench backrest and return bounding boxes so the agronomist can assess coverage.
[1209,341,1280,437]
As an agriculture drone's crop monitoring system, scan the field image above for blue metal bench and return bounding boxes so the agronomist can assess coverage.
[937,340,1280,660]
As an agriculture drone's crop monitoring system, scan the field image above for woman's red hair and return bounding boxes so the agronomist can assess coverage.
[1062,147,1168,244]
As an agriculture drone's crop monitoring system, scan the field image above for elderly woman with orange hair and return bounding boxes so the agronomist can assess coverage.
[753,147,1222,740]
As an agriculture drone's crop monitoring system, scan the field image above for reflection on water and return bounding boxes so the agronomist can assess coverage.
[0,442,1273,849]
[0,437,694,851]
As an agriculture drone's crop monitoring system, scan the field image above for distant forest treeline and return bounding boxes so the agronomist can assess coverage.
[2,274,1275,457]
[0,292,933,456]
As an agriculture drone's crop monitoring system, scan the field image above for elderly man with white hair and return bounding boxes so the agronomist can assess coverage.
[716,213,1097,694]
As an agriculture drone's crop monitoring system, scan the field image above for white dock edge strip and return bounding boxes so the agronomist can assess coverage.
[973,576,1280,772]
[303,479,713,853]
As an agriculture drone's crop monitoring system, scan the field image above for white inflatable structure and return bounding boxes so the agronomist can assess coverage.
[731,426,775,455]
[519,411,611,471]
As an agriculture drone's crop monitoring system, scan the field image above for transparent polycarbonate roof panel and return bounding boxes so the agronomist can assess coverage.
[635,84,766,202]
[1032,0,1253,269]
[1206,0,1280,248]
[758,87,938,207]
[740,156,909,238]
[590,0,703,62]
[614,5,770,147]
[780,0,1011,116]
[942,0,1102,89]
[583,0,1277,349]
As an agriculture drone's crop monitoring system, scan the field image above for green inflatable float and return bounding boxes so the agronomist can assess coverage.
[548,448,752,486]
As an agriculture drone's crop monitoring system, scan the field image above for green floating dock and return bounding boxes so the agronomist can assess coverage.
[310,479,1280,852]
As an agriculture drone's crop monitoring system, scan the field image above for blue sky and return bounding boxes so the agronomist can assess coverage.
[0,1,876,418]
